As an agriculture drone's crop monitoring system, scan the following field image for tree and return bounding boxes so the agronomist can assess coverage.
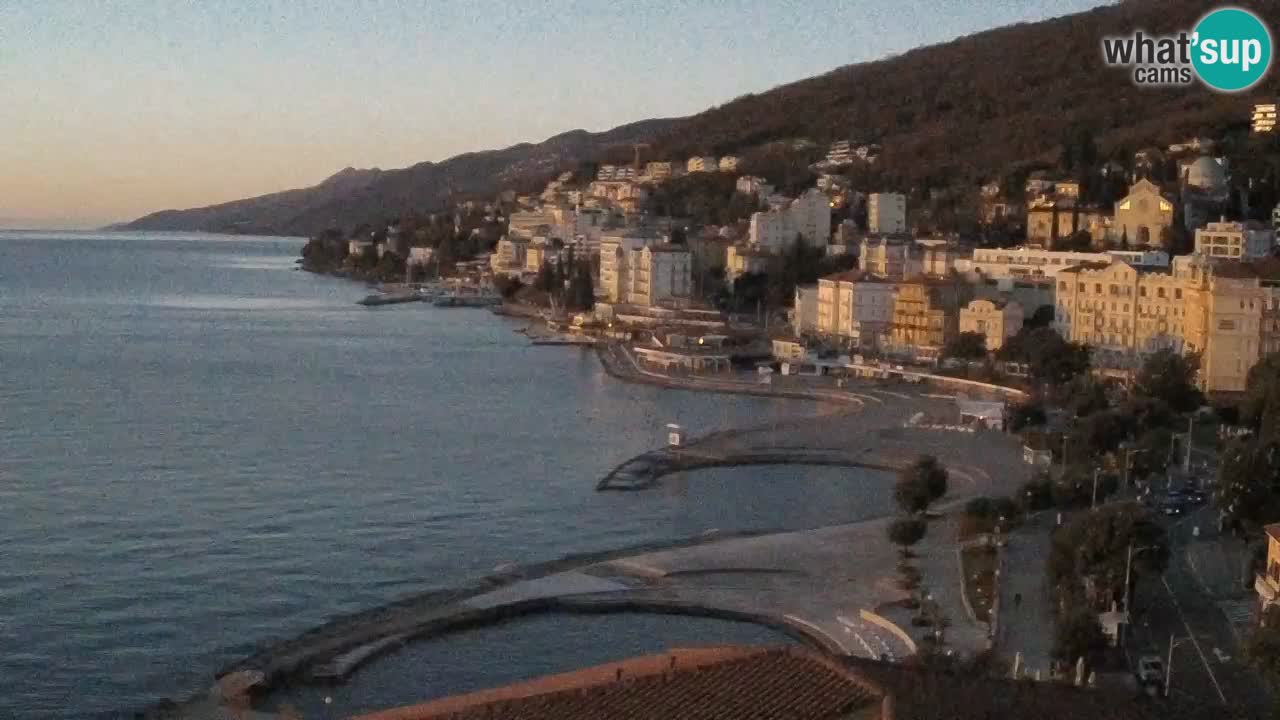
[895,456,948,514]
[1216,437,1280,537]
[1052,606,1108,663]
[1242,352,1280,441]
[943,331,987,360]
[1012,327,1091,387]
[1245,605,1280,690]
[1048,503,1168,609]
[533,261,556,293]
[1133,349,1203,414]
[1024,305,1055,329]
[887,517,928,556]
[1008,402,1047,432]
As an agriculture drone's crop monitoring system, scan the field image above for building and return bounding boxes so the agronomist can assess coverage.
[491,237,530,276]
[599,232,652,302]
[885,279,974,359]
[747,189,831,251]
[1181,156,1230,200]
[859,237,919,280]
[736,175,773,197]
[1254,102,1278,134]
[407,246,434,267]
[642,161,674,183]
[815,270,897,348]
[1025,201,1109,246]
[1274,203,1280,236]
[686,156,717,173]
[628,246,692,307]
[868,193,906,234]
[1112,179,1175,248]
[1258,523,1280,616]
[959,246,1169,280]
[725,244,772,284]
[1054,256,1264,391]
[347,239,374,258]
[792,285,819,336]
[718,155,739,172]
[959,298,1024,351]
[1195,219,1274,261]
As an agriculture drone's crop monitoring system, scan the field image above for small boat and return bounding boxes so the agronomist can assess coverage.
[357,293,421,306]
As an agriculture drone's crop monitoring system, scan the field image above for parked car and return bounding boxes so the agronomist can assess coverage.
[1160,498,1186,516]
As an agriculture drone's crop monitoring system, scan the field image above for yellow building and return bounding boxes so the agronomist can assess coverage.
[959,298,1024,351]
[1054,256,1264,392]
[815,271,898,349]
[886,279,973,359]
[1258,524,1280,617]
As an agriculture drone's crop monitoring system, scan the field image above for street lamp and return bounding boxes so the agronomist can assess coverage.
[1165,635,1194,698]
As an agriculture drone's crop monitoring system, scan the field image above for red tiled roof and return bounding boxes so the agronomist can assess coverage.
[349,647,881,720]
[1267,523,1280,543]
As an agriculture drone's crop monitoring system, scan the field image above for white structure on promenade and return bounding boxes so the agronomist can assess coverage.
[747,189,831,251]
[868,193,906,234]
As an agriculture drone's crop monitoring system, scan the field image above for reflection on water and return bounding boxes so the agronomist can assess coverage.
[0,232,878,719]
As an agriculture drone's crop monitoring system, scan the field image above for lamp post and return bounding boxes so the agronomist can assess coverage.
[1165,635,1193,698]
[1091,466,1101,509]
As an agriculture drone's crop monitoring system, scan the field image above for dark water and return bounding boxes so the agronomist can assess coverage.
[0,232,889,719]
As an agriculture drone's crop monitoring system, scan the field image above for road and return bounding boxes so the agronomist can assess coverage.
[1128,505,1272,714]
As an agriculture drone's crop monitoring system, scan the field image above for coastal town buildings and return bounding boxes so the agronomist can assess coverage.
[884,278,974,360]
[1253,102,1278,134]
[598,231,692,307]
[1025,201,1109,246]
[868,193,906,234]
[718,156,739,172]
[957,246,1169,280]
[686,156,718,173]
[1194,219,1275,261]
[736,175,774,197]
[1112,179,1175,248]
[813,270,897,348]
[642,161,675,183]
[348,239,374,258]
[792,285,819,336]
[725,244,772,284]
[859,236,919,280]
[747,189,831,251]
[1054,255,1266,391]
[959,298,1024,351]
[490,237,530,277]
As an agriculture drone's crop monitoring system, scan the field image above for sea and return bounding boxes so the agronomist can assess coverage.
[0,232,893,719]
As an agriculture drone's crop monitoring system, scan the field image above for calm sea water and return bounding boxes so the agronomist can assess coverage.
[0,232,890,719]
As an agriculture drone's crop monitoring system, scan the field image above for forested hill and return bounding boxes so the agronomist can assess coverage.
[124,0,1280,236]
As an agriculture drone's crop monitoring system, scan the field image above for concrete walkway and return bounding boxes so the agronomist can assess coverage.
[997,513,1056,679]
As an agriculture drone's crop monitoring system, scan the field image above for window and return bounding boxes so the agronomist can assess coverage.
[1175,289,1182,300]
[1157,287,1166,298]
[1059,281,1067,291]
[1140,287,1147,297]
[1079,283,1085,292]
[1095,284,1103,294]
[1219,319,1237,330]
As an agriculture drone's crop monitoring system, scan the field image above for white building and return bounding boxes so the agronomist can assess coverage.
[825,140,854,166]
[1195,219,1274,261]
[599,231,691,307]
[1254,102,1278,134]
[718,156,739,172]
[736,176,774,197]
[957,246,1170,280]
[747,189,831,251]
[858,237,919,280]
[793,285,819,336]
[868,193,906,234]
[959,298,1024,351]
[687,156,718,173]
[814,270,898,347]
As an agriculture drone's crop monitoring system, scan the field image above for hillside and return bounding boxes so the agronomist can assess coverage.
[124,0,1280,236]
[122,119,677,236]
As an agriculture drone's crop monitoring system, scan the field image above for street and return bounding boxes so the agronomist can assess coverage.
[1128,505,1272,713]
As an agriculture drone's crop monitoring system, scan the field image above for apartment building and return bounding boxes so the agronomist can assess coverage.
[868,193,906,234]
[747,189,831,251]
[1194,219,1274,261]
[642,161,675,182]
[814,270,897,348]
[961,247,1169,280]
[736,176,774,197]
[884,279,974,359]
[959,298,1024,351]
[718,156,739,172]
[599,231,691,307]
[725,244,773,285]
[1054,256,1264,392]
[686,156,718,173]
[1254,102,1278,134]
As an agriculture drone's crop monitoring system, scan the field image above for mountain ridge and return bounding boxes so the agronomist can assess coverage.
[122,0,1280,237]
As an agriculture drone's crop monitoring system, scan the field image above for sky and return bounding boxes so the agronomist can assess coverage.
[0,0,1113,229]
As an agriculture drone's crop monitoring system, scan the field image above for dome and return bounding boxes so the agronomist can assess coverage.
[1184,156,1228,194]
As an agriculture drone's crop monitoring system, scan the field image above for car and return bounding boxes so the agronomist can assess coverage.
[1160,499,1186,516]
[1137,656,1164,685]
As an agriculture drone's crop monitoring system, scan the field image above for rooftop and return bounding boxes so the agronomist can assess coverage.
[1267,523,1280,543]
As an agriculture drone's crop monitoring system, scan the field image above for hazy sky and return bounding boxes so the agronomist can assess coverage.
[1,0,1112,228]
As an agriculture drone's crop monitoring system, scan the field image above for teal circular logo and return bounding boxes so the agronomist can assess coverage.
[1192,8,1272,92]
